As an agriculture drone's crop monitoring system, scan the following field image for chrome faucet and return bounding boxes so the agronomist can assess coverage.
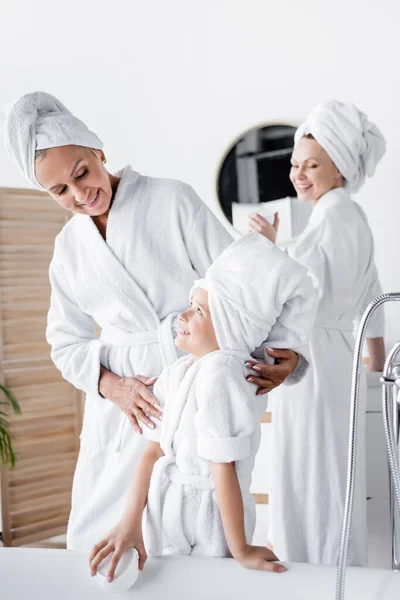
[336,293,400,600]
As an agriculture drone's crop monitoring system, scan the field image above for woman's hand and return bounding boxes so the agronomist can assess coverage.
[89,520,147,582]
[234,544,286,573]
[246,348,299,395]
[99,368,163,434]
[249,212,279,243]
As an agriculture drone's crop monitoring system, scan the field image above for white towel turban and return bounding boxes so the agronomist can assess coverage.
[191,233,316,355]
[294,100,386,193]
[2,91,103,190]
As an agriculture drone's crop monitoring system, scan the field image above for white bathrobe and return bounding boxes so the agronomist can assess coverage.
[268,187,384,566]
[142,351,268,556]
[141,234,318,557]
[46,165,233,550]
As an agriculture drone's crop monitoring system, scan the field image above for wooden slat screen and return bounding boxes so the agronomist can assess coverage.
[0,188,83,547]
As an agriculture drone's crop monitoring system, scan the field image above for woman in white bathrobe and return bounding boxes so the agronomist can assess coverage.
[2,91,302,551]
[89,234,317,580]
[248,101,386,566]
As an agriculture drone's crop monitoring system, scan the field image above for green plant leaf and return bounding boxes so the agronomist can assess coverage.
[0,438,6,464]
[0,385,21,414]
[0,417,10,430]
[0,436,10,466]
[7,437,16,468]
[0,384,21,466]
[0,430,16,467]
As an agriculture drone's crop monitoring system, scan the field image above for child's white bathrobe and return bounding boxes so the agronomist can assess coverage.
[144,351,266,556]
[268,188,384,566]
[142,234,318,556]
[46,165,233,550]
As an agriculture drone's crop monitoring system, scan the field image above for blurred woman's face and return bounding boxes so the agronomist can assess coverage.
[290,137,343,204]
[35,145,116,216]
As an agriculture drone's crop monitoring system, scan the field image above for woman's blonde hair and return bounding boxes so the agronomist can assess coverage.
[34,147,102,161]
[34,149,47,161]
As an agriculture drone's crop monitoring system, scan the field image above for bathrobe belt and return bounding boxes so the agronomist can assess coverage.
[100,312,179,368]
[314,318,354,332]
[100,314,180,453]
[144,454,251,555]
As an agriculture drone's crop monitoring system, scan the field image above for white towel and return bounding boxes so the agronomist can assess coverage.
[191,233,317,355]
[1,91,102,190]
[295,100,386,193]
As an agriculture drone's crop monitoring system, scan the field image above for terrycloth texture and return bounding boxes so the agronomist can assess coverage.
[143,352,264,556]
[295,100,386,193]
[45,166,233,550]
[191,233,318,355]
[142,242,318,556]
[2,91,103,190]
[268,187,384,567]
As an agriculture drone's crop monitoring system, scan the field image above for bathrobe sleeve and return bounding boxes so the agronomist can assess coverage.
[250,228,321,385]
[271,222,326,385]
[194,355,255,463]
[288,222,326,302]
[291,207,384,340]
[357,273,385,338]
[181,184,233,277]
[251,232,320,385]
[258,263,318,385]
[353,249,385,338]
[252,339,311,386]
[46,254,105,396]
[142,368,170,443]
[353,205,385,338]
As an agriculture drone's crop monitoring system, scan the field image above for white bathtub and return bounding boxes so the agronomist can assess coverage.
[1,548,399,599]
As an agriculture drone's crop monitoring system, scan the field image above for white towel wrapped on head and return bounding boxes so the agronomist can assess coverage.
[295,100,386,193]
[191,233,317,355]
[2,91,103,190]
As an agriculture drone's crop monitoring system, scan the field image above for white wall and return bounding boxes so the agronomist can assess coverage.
[1,0,400,345]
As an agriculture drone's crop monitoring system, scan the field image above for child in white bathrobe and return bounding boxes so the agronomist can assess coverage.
[90,233,318,580]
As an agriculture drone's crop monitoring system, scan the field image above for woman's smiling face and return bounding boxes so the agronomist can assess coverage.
[35,145,114,216]
[290,136,343,204]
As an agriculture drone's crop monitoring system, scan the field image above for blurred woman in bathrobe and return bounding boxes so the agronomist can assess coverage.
[248,100,386,566]
[2,91,302,551]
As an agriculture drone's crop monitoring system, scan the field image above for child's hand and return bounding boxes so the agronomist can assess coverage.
[89,520,147,582]
[235,544,286,573]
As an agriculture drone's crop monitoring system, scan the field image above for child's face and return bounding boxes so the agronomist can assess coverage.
[175,287,219,360]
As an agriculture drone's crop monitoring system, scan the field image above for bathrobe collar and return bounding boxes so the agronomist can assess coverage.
[74,165,160,327]
[309,187,352,224]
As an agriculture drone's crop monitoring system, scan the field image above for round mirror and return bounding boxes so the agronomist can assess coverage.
[217,123,312,244]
